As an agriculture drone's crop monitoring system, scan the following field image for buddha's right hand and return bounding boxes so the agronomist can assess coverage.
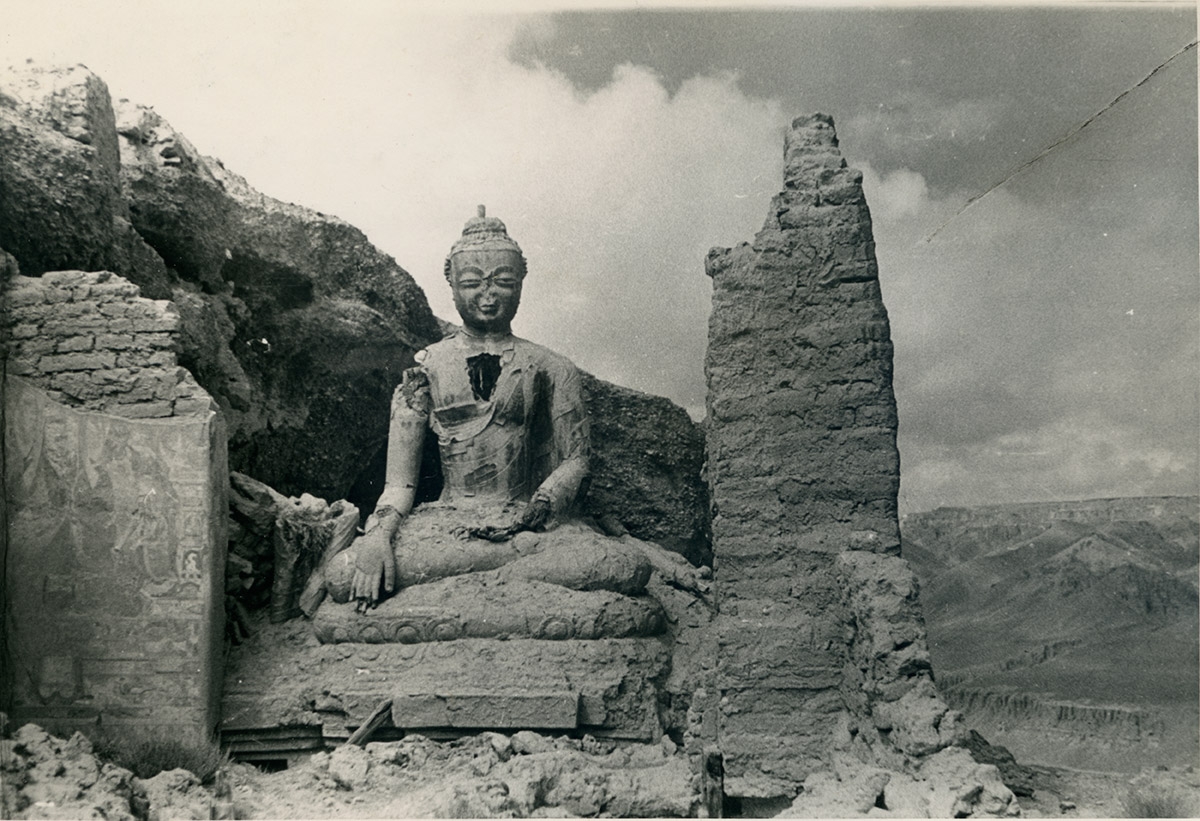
[350,529,397,610]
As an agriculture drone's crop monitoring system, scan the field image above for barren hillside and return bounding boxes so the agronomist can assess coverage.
[903,497,1199,772]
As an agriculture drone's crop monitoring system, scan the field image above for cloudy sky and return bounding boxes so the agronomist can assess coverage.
[6,2,1196,514]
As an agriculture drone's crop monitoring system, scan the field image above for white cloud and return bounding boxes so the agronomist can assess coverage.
[859,164,932,221]
[862,156,1198,514]
[842,92,1004,167]
[900,412,1197,514]
[284,24,788,413]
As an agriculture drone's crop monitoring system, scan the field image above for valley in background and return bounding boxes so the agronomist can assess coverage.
[903,496,1198,774]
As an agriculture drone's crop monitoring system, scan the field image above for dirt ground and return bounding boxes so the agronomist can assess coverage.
[5,720,1198,818]
[219,755,1200,818]
[1014,763,1200,819]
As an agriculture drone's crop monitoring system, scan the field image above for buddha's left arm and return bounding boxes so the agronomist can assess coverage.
[532,360,590,516]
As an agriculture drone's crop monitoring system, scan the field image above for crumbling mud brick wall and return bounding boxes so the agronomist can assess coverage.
[2,270,227,742]
[704,115,962,801]
[4,269,212,416]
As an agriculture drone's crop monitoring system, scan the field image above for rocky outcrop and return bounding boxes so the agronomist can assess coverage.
[0,62,442,506]
[0,64,166,288]
[702,114,994,809]
[960,730,1036,798]
[580,373,709,563]
[113,100,442,505]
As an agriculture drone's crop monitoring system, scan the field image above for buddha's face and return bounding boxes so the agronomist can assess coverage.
[450,248,524,334]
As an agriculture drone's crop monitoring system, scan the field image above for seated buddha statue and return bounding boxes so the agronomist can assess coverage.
[308,207,702,645]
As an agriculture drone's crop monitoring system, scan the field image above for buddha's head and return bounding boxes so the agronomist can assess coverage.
[445,206,527,334]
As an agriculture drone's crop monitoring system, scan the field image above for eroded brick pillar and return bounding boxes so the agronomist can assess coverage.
[705,114,902,799]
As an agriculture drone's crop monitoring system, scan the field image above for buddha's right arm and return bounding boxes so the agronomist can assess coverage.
[367,368,431,532]
[350,371,430,604]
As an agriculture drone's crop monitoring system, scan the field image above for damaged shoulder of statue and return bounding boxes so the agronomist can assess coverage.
[393,364,432,412]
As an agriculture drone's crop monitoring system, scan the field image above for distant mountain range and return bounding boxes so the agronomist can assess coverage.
[902,496,1198,772]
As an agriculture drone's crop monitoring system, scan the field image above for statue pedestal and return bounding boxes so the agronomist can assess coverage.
[311,579,667,644]
[220,616,671,763]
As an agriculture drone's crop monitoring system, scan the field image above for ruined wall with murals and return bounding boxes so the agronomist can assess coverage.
[2,270,226,742]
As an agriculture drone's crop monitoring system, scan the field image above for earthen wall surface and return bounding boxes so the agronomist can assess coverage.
[2,271,226,740]
[705,114,916,799]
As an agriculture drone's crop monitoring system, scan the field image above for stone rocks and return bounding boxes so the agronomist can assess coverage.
[286,731,698,818]
[1,723,229,820]
[1,724,142,820]
[962,730,1036,798]
[781,748,1018,818]
[138,769,215,821]
[895,747,1020,817]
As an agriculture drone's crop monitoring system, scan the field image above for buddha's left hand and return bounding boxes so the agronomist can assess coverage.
[460,497,552,542]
